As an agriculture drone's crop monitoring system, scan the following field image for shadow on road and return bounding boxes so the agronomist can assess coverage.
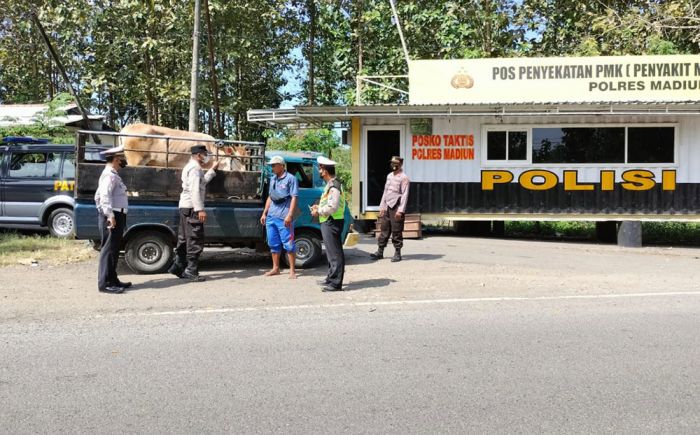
[344,278,396,291]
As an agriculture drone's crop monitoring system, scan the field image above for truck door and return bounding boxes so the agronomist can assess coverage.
[286,160,317,225]
[362,127,403,212]
[3,151,59,224]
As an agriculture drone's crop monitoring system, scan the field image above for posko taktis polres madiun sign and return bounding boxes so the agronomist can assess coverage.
[408,55,700,105]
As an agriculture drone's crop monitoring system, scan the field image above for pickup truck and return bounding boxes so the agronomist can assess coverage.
[73,130,352,274]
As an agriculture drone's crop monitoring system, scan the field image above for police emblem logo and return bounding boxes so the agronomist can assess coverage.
[451,70,474,89]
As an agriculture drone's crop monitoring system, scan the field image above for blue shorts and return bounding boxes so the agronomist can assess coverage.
[266,216,295,253]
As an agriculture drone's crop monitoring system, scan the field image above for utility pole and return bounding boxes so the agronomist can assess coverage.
[189,0,201,132]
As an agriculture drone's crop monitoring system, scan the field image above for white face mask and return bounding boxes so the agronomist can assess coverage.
[202,154,211,164]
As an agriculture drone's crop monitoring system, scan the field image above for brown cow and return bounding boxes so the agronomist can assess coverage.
[120,123,248,171]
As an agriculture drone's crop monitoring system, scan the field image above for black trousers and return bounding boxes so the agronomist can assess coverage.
[97,211,126,290]
[377,204,404,249]
[174,208,205,274]
[321,218,345,289]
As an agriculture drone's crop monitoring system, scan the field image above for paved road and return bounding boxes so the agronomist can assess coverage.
[2,293,699,433]
[2,235,699,433]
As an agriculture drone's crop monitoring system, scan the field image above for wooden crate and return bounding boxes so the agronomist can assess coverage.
[374,213,422,239]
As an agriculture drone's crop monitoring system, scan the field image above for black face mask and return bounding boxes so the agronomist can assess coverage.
[118,159,127,169]
[391,164,399,171]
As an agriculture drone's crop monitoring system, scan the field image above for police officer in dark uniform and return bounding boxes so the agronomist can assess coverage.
[168,145,219,281]
[94,146,131,294]
[311,156,346,292]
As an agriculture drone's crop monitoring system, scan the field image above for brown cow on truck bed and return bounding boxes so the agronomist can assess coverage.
[120,123,247,171]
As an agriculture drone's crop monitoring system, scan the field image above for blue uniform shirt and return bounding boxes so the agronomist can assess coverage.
[268,171,299,219]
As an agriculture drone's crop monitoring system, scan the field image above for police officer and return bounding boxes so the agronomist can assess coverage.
[95,146,131,294]
[371,156,410,262]
[168,145,219,281]
[311,156,346,292]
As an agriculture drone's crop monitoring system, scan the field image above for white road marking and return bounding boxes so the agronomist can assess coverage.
[100,291,700,318]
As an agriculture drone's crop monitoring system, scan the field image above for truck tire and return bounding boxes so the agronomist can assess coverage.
[47,207,75,238]
[292,230,322,268]
[124,231,174,274]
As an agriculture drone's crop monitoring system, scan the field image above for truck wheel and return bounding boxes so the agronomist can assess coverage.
[48,207,75,238]
[124,231,174,274]
[293,231,322,268]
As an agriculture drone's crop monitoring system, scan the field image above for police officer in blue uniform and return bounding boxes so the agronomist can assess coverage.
[94,146,131,294]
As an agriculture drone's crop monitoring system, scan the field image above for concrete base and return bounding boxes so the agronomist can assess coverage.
[617,221,642,247]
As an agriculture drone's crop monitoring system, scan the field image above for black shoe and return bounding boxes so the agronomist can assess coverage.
[115,281,132,288]
[99,286,125,294]
[370,250,384,260]
[182,271,206,282]
[168,263,184,278]
[317,279,330,286]
[321,285,342,292]
[391,250,402,262]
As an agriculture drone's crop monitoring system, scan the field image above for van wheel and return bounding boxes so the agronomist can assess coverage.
[48,207,74,238]
[124,231,174,274]
[291,231,322,268]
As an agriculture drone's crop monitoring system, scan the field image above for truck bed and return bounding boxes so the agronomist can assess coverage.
[76,163,262,201]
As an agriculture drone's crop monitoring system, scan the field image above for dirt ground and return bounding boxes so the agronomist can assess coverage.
[1,234,699,323]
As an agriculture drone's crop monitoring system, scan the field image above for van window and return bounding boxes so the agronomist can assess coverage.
[46,153,61,177]
[286,162,314,188]
[9,152,49,178]
[62,152,76,178]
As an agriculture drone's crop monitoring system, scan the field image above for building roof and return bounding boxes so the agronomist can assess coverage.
[248,101,700,128]
[0,103,105,128]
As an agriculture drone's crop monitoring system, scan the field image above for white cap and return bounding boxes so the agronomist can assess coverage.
[100,145,125,155]
[269,155,285,165]
[317,156,337,166]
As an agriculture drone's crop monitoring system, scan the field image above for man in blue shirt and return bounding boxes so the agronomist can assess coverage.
[260,156,299,278]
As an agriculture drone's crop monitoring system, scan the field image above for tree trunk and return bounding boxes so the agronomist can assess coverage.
[203,0,223,138]
[47,57,54,100]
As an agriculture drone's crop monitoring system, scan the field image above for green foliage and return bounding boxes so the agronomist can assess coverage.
[0,124,74,144]
[264,128,339,156]
[264,128,351,192]
[0,92,76,143]
[642,222,700,245]
[504,221,700,245]
[1,0,699,138]
[505,221,596,239]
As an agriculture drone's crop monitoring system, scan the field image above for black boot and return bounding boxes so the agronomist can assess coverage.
[167,258,185,278]
[182,260,206,282]
[370,247,384,260]
[391,249,402,262]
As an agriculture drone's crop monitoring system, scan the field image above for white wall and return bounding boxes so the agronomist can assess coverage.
[361,114,700,184]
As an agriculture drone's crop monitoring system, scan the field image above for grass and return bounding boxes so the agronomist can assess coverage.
[505,221,596,239]
[0,232,96,267]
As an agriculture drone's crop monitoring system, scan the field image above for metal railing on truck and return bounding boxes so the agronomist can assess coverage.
[75,130,266,202]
